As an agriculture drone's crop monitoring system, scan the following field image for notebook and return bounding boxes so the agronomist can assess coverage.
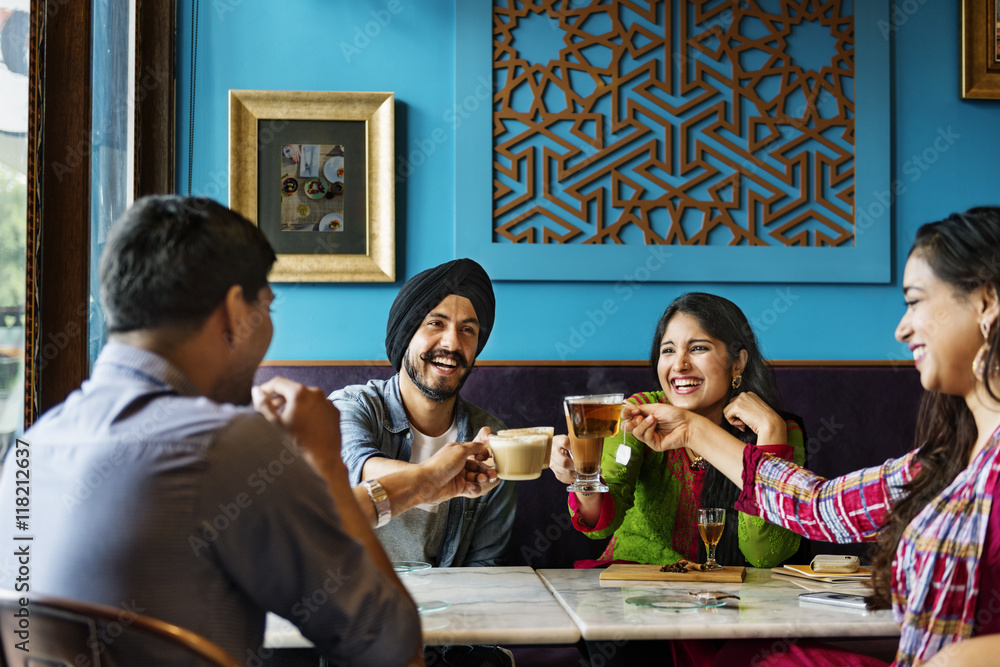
[771,563,872,584]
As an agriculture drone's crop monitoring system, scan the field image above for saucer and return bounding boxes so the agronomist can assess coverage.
[393,561,431,573]
[416,600,449,614]
[624,594,727,610]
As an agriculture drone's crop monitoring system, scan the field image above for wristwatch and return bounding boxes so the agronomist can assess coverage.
[361,479,391,528]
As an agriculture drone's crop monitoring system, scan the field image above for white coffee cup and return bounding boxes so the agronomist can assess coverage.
[488,433,549,481]
[497,426,554,469]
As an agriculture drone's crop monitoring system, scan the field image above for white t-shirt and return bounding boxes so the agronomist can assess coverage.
[408,418,459,513]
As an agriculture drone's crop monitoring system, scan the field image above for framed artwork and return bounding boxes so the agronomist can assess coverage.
[229,90,395,282]
[962,0,1000,98]
[455,1,891,283]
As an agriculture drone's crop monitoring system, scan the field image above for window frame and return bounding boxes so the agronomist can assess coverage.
[24,0,174,424]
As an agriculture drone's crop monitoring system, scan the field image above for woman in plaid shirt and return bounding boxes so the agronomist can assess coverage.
[623,208,1000,666]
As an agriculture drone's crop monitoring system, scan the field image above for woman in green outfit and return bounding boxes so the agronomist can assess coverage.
[551,292,806,569]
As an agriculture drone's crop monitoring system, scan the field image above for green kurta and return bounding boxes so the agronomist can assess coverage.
[571,391,806,567]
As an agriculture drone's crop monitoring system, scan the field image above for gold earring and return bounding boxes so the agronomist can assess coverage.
[731,374,742,389]
[973,347,987,381]
[974,320,993,381]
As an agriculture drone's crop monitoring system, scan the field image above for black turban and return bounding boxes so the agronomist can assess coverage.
[385,258,495,372]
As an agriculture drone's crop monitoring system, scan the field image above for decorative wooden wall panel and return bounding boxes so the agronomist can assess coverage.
[456,0,890,282]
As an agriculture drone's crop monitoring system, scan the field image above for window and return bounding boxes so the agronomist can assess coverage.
[0,1,28,452]
[13,0,173,427]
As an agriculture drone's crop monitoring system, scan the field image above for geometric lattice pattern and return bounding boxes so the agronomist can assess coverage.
[493,0,854,246]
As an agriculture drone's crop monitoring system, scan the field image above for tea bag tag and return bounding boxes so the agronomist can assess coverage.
[615,444,631,465]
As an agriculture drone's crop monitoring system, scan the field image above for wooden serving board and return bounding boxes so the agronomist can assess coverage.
[599,563,747,583]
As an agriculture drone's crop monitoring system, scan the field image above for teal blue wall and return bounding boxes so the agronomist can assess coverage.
[177,1,1000,362]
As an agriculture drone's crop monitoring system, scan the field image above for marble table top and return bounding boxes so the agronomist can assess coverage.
[536,567,901,642]
[265,565,580,648]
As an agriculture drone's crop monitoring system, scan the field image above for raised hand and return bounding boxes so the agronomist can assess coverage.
[468,426,497,484]
[252,377,342,466]
[548,434,576,486]
[723,391,787,445]
[621,403,696,452]
[415,437,500,505]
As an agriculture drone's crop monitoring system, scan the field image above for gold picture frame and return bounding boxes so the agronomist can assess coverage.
[229,90,395,282]
[962,0,1000,98]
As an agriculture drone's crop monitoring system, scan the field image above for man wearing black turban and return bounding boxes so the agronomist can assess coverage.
[332,257,513,550]
[331,258,516,665]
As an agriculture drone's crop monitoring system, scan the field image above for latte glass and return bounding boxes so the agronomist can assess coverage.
[497,427,554,470]
[487,433,549,481]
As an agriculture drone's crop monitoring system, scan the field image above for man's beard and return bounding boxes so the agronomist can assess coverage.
[403,348,473,402]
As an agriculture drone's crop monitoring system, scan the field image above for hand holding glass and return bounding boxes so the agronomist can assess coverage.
[563,393,624,493]
[697,508,725,571]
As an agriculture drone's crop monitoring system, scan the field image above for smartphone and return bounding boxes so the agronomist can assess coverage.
[810,554,860,573]
[798,592,868,610]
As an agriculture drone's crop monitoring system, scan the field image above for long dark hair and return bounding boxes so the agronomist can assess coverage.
[869,207,1000,609]
[649,292,783,566]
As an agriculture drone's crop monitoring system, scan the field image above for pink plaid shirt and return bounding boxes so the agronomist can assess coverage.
[736,426,1000,666]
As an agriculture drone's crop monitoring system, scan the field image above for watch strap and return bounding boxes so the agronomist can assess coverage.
[361,479,391,528]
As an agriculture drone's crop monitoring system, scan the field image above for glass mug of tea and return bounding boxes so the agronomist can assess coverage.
[563,393,624,493]
[487,433,550,481]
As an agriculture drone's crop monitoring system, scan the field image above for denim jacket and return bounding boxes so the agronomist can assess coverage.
[331,375,515,567]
